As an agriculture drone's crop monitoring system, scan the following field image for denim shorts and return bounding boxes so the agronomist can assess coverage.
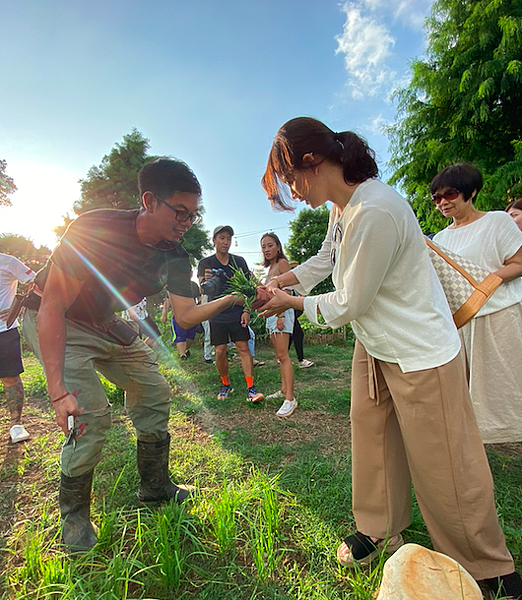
[266,309,295,335]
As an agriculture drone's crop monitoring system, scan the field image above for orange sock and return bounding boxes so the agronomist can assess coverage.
[221,376,230,386]
[245,376,254,388]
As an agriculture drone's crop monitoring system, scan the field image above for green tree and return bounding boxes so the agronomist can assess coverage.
[286,205,333,295]
[0,233,50,268]
[57,129,211,263]
[0,160,17,206]
[387,0,522,233]
[75,128,150,214]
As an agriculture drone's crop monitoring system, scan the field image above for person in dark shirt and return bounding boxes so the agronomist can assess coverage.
[197,226,264,403]
[22,158,246,552]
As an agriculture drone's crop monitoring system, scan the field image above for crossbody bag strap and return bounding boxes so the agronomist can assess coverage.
[425,237,480,288]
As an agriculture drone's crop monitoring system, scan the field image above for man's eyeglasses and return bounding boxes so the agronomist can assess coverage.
[431,188,460,205]
[153,193,202,225]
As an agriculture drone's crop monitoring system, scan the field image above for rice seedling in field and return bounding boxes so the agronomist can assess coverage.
[205,480,243,557]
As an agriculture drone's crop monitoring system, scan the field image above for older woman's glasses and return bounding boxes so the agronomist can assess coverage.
[153,193,202,225]
[431,188,460,204]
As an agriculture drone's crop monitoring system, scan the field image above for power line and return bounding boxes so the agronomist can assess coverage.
[233,226,289,239]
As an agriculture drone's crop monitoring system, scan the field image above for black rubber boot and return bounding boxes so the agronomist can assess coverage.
[136,433,191,504]
[59,471,97,552]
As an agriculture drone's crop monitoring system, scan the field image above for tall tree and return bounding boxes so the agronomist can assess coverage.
[387,0,522,233]
[58,129,211,263]
[0,160,17,206]
[286,205,333,295]
[75,128,150,214]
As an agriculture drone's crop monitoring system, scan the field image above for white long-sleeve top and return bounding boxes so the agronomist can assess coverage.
[292,179,461,373]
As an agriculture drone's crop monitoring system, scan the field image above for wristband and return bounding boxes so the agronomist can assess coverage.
[242,308,250,313]
[51,391,70,403]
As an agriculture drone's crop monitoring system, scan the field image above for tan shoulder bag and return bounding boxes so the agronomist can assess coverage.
[425,237,502,328]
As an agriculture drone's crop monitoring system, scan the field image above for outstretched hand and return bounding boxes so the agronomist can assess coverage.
[251,286,272,311]
[258,288,294,318]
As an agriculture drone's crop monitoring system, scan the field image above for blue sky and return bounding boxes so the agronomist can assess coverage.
[0,0,432,265]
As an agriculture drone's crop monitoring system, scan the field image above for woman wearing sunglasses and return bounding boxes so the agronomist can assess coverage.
[257,117,522,599]
[431,164,522,445]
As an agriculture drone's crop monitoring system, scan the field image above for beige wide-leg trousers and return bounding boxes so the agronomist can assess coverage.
[350,341,514,580]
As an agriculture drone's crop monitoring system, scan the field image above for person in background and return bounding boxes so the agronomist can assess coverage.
[198,226,263,403]
[0,254,35,443]
[161,281,200,360]
[249,327,265,367]
[287,260,314,369]
[261,233,297,417]
[432,164,522,444]
[506,198,522,231]
[258,116,522,599]
[123,298,162,348]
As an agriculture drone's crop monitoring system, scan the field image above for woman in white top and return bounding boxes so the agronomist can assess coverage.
[260,232,297,418]
[432,164,522,444]
[258,117,522,599]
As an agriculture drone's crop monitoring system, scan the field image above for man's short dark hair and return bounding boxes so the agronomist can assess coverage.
[138,157,202,199]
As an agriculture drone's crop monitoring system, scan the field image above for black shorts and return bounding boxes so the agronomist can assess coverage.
[210,320,250,346]
[0,327,24,378]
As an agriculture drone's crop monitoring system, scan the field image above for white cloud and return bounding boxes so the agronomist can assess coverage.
[335,2,396,99]
[358,0,432,30]
[366,114,388,135]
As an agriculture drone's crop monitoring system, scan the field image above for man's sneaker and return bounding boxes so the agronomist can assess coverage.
[205,358,214,364]
[10,424,30,443]
[298,359,314,368]
[276,399,298,418]
[180,354,188,361]
[217,385,233,400]
[246,386,264,403]
[266,390,285,400]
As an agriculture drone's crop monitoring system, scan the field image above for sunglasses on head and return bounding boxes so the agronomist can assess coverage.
[431,188,460,204]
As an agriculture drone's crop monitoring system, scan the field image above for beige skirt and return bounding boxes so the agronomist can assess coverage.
[459,302,522,443]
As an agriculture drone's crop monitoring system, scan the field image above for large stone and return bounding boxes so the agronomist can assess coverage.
[376,543,483,600]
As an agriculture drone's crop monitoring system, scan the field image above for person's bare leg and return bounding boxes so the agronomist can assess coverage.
[215,344,229,378]
[2,375,24,424]
[175,341,187,357]
[269,334,287,394]
[271,333,293,399]
[235,340,253,378]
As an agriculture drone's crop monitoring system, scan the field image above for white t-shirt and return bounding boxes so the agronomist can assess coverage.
[292,179,461,373]
[122,298,148,321]
[433,211,522,316]
[0,254,36,332]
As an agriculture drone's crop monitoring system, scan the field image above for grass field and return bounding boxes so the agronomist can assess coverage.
[1,334,522,599]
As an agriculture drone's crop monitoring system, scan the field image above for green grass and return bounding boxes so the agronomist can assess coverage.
[1,337,521,599]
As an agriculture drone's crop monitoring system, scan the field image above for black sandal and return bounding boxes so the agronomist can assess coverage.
[336,531,404,567]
